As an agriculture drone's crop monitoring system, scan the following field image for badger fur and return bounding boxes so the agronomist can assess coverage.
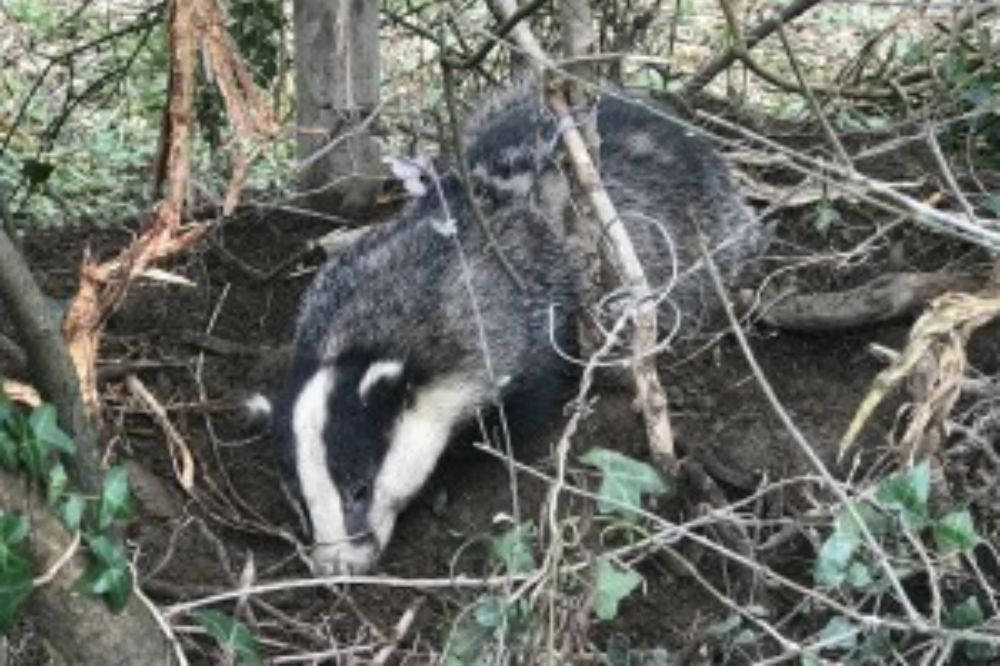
[260,85,765,575]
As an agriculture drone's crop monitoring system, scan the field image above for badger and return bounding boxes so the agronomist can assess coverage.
[255,84,765,575]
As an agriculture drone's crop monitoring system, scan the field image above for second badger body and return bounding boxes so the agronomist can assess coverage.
[267,85,764,574]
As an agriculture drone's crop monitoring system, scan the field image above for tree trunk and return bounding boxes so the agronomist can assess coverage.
[293,0,382,218]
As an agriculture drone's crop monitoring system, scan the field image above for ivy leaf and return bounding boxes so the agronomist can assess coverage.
[855,628,893,661]
[813,530,859,588]
[46,461,68,506]
[933,509,979,556]
[445,600,494,665]
[876,461,930,530]
[846,561,873,589]
[0,428,17,471]
[594,557,642,621]
[488,523,535,575]
[946,596,985,629]
[28,405,75,456]
[0,514,30,553]
[834,501,889,540]
[983,194,1000,217]
[817,616,857,653]
[191,609,262,666]
[79,535,131,613]
[814,200,841,236]
[0,553,33,634]
[473,596,505,628]
[97,466,134,530]
[17,432,46,481]
[579,448,669,519]
[945,596,998,661]
[0,392,13,425]
[56,494,86,532]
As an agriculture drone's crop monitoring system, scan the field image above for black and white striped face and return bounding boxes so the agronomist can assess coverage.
[271,352,480,575]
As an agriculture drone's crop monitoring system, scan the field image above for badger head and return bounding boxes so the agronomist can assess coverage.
[255,350,479,575]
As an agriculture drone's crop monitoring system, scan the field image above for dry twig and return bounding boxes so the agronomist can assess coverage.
[126,374,196,491]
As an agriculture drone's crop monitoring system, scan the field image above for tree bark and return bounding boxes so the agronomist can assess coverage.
[0,228,102,495]
[1,471,173,665]
[293,0,382,217]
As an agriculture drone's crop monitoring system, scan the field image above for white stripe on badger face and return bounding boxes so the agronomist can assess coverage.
[358,359,404,402]
[292,367,374,574]
[369,376,482,549]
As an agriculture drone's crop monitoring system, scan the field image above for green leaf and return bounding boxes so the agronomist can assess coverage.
[474,596,505,628]
[814,200,841,236]
[0,514,29,549]
[488,523,535,575]
[0,392,13,425]
[933,509,979,556]
[834,501,890,540]
[28,405,75,456]
[0,429,17,471]
[817,616,857,653]
[579,448,670,519]
[56,494,86,532]
[17,433,45,480]
[945,597,998,661]
[846,561,873,589]
[813,530,858,588]
[97,466,134,530]
[983,194,1000,217]
[79,535,131,613]
[594,557,642,621]
[876,461,931,530]
[191,609,262,666]
[0,554,33,634]
[46,462,68,506]
[445,608,493,665]
[946,596,985,629]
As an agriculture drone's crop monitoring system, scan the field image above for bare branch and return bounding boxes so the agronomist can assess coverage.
[681,0,825,97]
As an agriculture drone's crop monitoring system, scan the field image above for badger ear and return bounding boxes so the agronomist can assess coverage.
[244,393,274,423]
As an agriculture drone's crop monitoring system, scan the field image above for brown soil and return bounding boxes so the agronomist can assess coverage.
[4,190,996,663]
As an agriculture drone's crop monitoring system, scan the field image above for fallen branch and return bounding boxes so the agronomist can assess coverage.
[761,272,981,331]
[126,374,196,492]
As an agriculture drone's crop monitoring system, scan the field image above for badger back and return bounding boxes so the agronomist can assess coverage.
[462,86,764,332]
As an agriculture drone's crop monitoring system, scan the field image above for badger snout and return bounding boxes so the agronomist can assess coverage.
[311,536,380,575]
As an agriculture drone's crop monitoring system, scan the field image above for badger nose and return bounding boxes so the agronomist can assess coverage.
[342,480,373,537]
[346,481,370,506]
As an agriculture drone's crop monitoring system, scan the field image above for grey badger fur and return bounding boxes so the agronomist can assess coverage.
[257,85,765,574]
